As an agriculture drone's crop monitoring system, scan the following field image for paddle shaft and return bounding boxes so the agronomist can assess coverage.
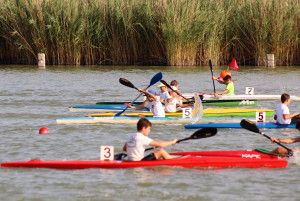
[260,132,293,154]
[240,119,293,156]
[160,80,190,102]
[209,59,216,94]
[144,137,192,152]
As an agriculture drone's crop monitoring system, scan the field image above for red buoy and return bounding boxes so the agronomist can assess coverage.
[39,127,49,134]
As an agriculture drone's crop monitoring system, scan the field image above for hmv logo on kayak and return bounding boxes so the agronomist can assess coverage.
[241,154,261,159]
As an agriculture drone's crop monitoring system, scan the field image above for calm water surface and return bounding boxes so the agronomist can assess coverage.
[0,65,300,201]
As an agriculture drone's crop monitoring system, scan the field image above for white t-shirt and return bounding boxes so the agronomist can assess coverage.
[146,96,165,117]
[160,91,171,102]
[165,98,179,112]
[276,103,291,124]
[126,132,153,161]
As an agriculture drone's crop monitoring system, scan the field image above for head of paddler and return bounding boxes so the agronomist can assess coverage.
[281,93,291,104]
[158,83,168,92]
[137,118,152,136]
[223,75,232,84]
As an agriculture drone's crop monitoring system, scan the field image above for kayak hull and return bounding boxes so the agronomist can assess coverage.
[88,108,274,118]
[184,122,296,129]
[1,150,287,169]
[70,101,257,112]
[184,94,300,101]
[55,116,252,125]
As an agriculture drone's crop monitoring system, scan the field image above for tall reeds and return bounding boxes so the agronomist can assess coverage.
[0,0,299,66]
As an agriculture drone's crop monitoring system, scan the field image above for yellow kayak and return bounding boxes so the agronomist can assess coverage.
[88,108,274,118]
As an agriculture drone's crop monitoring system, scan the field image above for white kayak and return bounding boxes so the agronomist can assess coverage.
[56,116,254,125]
[183,94,300,101]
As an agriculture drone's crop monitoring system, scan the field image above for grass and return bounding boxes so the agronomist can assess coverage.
[0,0,299,66]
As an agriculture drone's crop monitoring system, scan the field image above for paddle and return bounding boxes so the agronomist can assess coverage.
[160,80,189,101]
[114,127,218,160]
[209,59,216,94]
[115,72,163,116]
[240,119,293,156]
[119,78,139,91]
[160,80,203,103]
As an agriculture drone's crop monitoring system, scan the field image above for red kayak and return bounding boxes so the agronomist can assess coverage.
[1,149,287,169]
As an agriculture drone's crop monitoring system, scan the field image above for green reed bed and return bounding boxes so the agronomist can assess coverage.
[0,0,299,66]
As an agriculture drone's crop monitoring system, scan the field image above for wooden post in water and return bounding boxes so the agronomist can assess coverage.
[266,54,275,67]
[38,53,46,68]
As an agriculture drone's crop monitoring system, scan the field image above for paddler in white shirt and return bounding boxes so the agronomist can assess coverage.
[274,93,300,124]
[165,86,193,112]
[123,118,177,161]
[126,89,165,117]
[270,121,300,155]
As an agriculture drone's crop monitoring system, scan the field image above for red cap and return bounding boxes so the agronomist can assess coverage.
[39,127,49,134]
[219,70,231,79]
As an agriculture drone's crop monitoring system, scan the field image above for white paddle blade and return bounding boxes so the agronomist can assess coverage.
[191,93,203,123]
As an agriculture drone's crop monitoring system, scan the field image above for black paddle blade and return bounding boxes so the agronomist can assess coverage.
[240,119,260,133]
[119,78,136,89]
[208,59,213,69]
[177,128,217,143]
[192,127,218,139]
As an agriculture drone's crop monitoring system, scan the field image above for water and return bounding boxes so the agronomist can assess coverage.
[0,65,300,201]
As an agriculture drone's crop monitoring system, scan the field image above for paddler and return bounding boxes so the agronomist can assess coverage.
[157,82,172,104]
[212,71,235,96]
[165,86,193,112]
[123,118,177,161]
[170,80,180,90]
[270,121,300,155]
[126,89,165,117]
[274,93,300,124]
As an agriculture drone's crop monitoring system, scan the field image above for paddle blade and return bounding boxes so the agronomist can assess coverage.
[208,59,216,93]
[148,72,163,87]
[191,93,203,123]
[240,119,260,133]
[177,128,217,143]
[191,127,218,139]
[119,78,136,89]
[208,59,213,70]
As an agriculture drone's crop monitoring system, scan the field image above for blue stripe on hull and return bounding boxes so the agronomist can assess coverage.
[184,122,296,129]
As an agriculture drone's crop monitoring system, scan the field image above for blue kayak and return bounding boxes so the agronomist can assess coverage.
[184,122,296,129]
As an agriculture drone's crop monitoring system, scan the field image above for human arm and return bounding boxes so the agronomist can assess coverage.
[212,76,225,84]
[149,139,177,148]
[283,113,300,120]
[123,143,127,152]
[126,100,148,110]
[211,89,228,97]
[271,137,300,144]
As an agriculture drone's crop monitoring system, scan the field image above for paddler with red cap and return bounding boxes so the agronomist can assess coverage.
[212,70,235,96]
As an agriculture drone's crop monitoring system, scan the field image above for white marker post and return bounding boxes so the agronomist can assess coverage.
[256,112,266,123]
[38,53,46,68]
[245,87,254,95]
[100,146,114,161]
[182,107,192,118]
